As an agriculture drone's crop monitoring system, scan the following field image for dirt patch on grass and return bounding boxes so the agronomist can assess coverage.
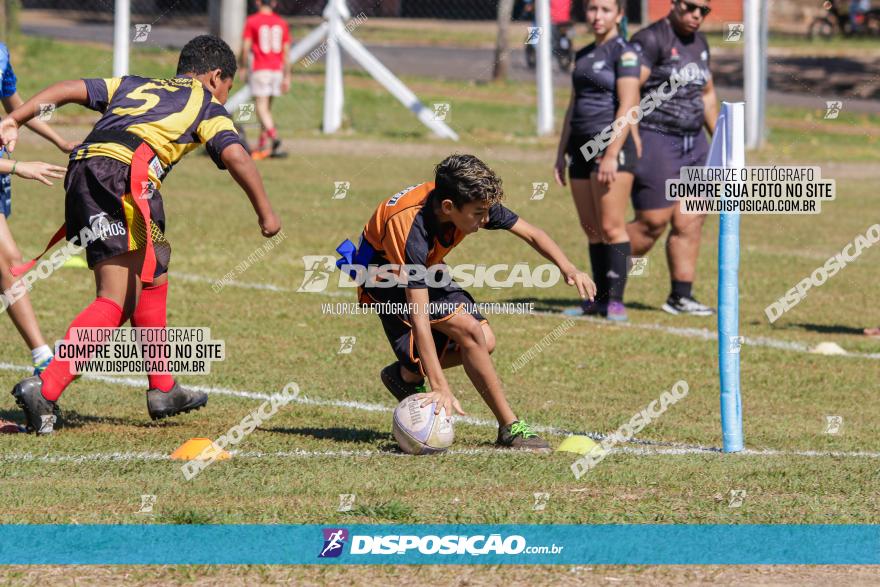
[6,565,880,586]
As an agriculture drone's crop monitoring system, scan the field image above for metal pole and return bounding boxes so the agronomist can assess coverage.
[322,0,345,134]
[219,0,246,57]
[744,0,767,150]
[337,27,459,140]
[713,102,746,453]
[113,0,130,77]
[534,0,554,136]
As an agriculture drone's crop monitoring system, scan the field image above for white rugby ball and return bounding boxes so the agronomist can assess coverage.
[392,396,454,455]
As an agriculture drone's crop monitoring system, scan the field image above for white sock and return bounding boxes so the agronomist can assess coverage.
[31,345,53,365]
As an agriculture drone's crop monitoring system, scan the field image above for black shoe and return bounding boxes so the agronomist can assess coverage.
[496,420,551,452]
[662,295,715,316]
[380,362,426,403]
[270,138,288,158]
[146,382,208,421]
[11,376,59,435]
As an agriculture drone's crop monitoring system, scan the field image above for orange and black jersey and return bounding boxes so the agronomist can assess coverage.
[71,75,242,188]
[361,182,520,289]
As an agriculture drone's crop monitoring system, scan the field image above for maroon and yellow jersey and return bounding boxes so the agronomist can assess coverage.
[71,75,242,188]
[362,182,520,289]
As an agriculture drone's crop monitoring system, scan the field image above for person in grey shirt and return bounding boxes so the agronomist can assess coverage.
[626,0,719,316]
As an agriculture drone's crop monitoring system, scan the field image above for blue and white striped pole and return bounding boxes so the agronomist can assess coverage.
[707,102,745,453]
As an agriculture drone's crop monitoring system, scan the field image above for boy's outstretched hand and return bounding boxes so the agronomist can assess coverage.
[565,268,597,301]
[14,161,67,186]
[259,212,281,237]
[418,389,466,417]
[0,117,19,153]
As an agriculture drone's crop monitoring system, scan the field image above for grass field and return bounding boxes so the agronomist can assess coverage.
[1,37,879,583]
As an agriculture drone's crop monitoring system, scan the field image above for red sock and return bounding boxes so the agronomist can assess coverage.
[258,130,269,150]
[40,297,124,401]
[131,281,174,392]
[267,127,277,140]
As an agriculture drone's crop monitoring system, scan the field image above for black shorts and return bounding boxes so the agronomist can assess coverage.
[567,132,639,180]
[364,284,487,376]
[632,128,709,211]
[64,156,169,278]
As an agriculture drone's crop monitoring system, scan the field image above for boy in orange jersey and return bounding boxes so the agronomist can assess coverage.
[348,154,595,451]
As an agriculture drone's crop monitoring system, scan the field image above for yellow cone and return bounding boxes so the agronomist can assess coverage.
[62,255,88,269]
[555,435,599,455]
[170,437,231,461]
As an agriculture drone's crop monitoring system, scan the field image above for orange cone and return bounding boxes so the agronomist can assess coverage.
[170,437,231,461]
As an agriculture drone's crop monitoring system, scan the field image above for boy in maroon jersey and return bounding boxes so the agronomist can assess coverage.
[1,35,281,434]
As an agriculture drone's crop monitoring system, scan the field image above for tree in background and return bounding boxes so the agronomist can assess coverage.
[492,0,515,81]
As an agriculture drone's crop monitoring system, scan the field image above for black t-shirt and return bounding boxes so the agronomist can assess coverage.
[570,36,641,137]
[630,17,712,136]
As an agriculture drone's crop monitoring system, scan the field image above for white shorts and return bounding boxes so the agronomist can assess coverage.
[249,70,284,97]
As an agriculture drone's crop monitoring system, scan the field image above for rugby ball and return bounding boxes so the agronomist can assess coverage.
[392,396,454,455]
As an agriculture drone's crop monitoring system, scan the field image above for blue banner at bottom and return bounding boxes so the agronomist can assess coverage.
[0,525,877,565]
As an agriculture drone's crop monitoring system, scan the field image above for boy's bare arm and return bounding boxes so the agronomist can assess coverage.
[509,218,596,301]
[1,93,77,153]
[0,80,88,152]
[281,41,292,93]
[220,143,281,237]
[405,286,465,416]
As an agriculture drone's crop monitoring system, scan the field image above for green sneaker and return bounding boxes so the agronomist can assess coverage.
[496,420,550,452]
[380,362,426,403]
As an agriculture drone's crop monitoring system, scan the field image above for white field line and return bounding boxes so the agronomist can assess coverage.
[172,271,287,292]
[3,444,880,465]
[2,361,879,460]
[174,271,880,360]
[171,271,351,297]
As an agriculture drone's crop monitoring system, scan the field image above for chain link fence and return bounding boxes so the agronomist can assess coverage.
[16,0,611,22]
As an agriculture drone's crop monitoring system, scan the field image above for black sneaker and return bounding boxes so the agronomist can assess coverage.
[146,382,208,421]
[662,295,715,316]
[11,376,59,435]
[270,138,288,158]
[380,362,426,403]
[496,420,551,452]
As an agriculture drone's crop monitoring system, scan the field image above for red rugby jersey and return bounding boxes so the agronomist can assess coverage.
[243,12,291,71]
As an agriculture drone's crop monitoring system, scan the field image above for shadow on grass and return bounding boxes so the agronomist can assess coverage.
[785,322,867,336]
[263,426,391,445]
[0,409,160,430]
[501,297,661,314]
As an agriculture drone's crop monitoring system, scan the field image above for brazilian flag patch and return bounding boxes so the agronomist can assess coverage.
[620,51,638,67]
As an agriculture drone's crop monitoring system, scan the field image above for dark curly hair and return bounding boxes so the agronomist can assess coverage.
[433,154,504,208]
[176,35,237,79]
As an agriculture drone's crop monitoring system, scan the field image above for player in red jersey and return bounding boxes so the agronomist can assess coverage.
[241,0,291,160]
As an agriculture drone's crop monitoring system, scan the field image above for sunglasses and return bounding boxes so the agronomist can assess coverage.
[679,0,712,16]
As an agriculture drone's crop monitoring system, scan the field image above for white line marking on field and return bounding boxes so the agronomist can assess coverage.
[2,361,878,460]
[171,271,351,297]
[171,272,289,293]
[3,444,879,465]
[533,311,880,360]
[170,271,880,360]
